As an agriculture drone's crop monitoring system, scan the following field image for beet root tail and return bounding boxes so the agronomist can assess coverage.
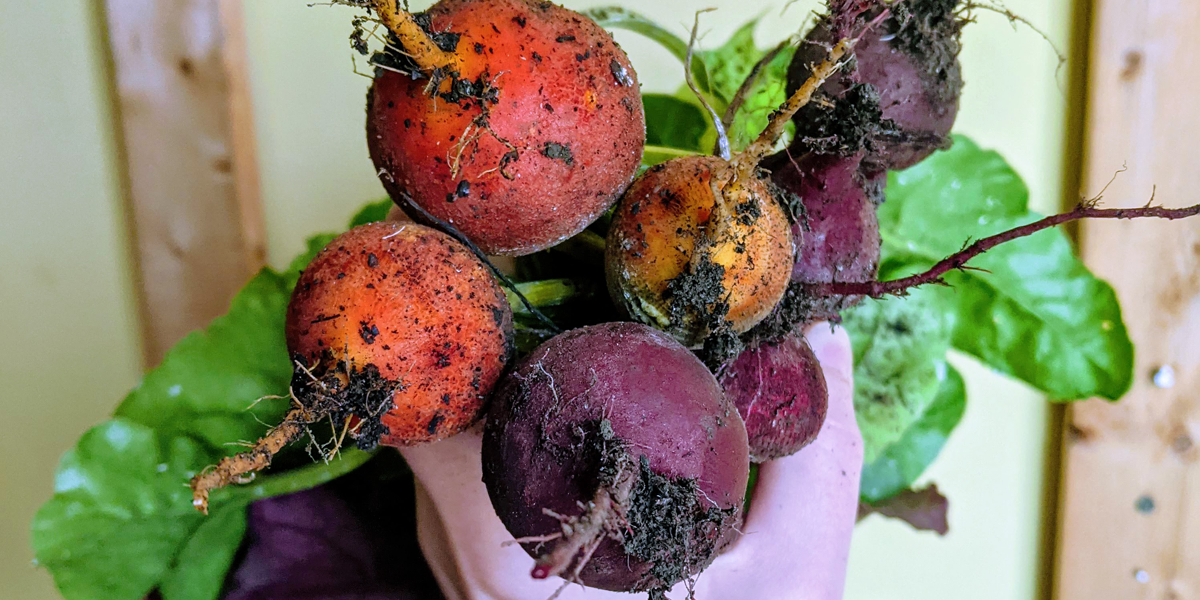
[188,407,311,514]
[528,459,638,582]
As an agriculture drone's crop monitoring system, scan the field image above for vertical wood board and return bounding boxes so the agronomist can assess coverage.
[1056,0,1200,597]
[104,0,264,365]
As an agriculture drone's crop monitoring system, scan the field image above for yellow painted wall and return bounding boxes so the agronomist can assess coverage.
[1,0,1070,598]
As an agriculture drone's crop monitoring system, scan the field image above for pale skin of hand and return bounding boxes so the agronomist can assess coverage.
[398,322,862,600]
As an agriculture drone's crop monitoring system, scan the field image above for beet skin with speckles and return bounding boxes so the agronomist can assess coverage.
[769,151,882,321]
[286,221,513,447]
[368,0,646,256]
[605,156,794,344]
[787,2,963,170]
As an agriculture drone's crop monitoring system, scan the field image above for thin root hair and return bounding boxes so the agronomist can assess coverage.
[808,188,1200,299]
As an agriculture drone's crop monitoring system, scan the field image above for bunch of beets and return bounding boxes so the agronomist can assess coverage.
[189,0,995,595]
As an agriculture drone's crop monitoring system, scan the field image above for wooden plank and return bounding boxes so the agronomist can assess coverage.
[105,0,265,366]
[219,0,268,275]
[1055,0,1200,598]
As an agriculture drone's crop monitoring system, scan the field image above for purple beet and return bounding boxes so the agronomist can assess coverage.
[787,0,964,170]
[769,151,883,322]
[482,322,749,593]
[720,334,829,462]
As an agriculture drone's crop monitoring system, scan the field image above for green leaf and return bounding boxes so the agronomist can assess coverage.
[348,197,394,227]
[158,504,247,600]
[113,271,294,451]
[32,420,220,600]
[723,43,795,150]
[593,9,796,154]
[881,136,1134,400]
[36,201,391,600]
[843,288,953,463]
[696,17,796,148]
[859,364,966,503]
[643,94,710,152]
[687,16,797,151]
[32,419,375,600]
[696,18,764,105]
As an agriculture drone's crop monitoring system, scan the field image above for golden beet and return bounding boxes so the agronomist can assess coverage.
[285,221,512,447]
[605,156,794,345]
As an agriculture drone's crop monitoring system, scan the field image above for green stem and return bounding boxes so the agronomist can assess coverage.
[744,462,761,505]
[642,145,701,168]
[572,230,608,254]
[211,448,378,507]
[506,279,592,316]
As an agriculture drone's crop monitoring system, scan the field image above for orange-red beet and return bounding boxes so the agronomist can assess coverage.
[286,221,513,447]
[367,0,645,256]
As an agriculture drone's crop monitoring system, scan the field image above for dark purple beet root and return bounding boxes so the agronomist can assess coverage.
[719,335,828,462]
[482,322,749,593]
[788,0,964,170]
[770,150,883,323]
[745,150,882,342]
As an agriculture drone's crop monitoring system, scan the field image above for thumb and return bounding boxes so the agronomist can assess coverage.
[700,322,861,600]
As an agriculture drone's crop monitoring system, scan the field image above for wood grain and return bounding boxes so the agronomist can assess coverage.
[1056,0,1200,597]
[219,0,268,274]
[104,0,265,366]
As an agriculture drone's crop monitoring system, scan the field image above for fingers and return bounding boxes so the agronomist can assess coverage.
[802,321,858,434]
[699,322,861,600]
[401,429,556,598]
[415,482,469,600]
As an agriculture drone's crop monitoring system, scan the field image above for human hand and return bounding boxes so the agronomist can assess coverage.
[401,322,862,600]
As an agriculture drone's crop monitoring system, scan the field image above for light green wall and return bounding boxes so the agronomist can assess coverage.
[2,0,1070,598]
[0,2,145,599]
